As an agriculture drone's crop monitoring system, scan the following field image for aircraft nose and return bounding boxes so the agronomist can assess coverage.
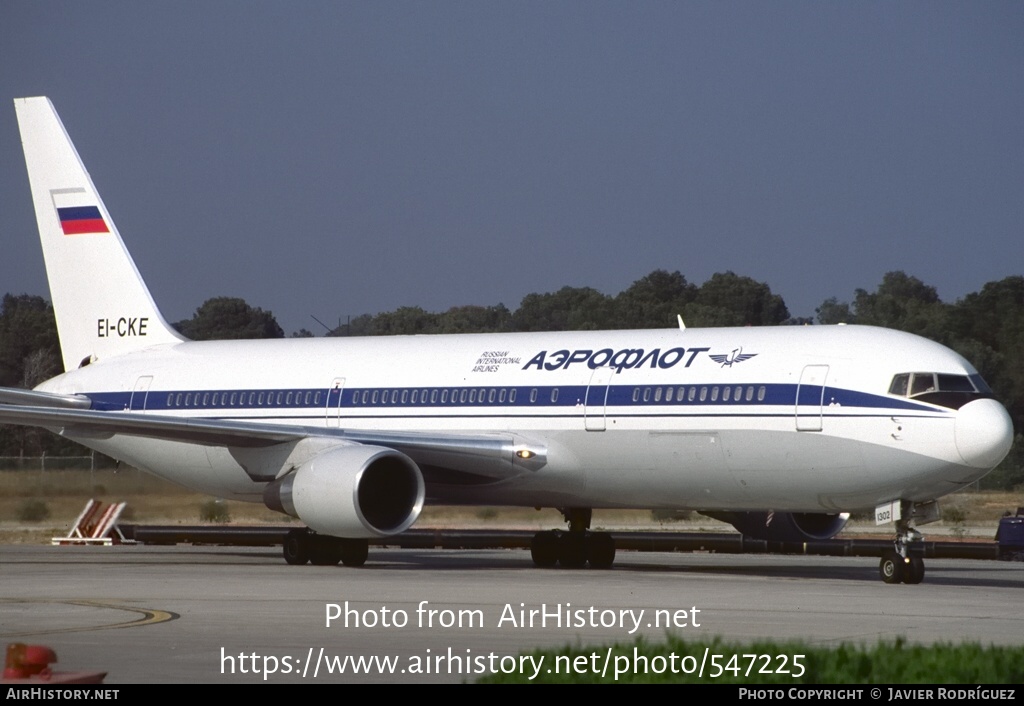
[954,398,1014,469]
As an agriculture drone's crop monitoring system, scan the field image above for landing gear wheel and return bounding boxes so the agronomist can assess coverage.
[531,531,559,568]
[879,550,906,584]
[309,536,343,566]
[586,532,616,570]
[339,538,369,567]
[558,532,588,568]
[283,529,310,565]
[903,555,925,584]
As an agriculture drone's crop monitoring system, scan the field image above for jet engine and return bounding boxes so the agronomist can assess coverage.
[263,444,424,538]
[704,511,849,542]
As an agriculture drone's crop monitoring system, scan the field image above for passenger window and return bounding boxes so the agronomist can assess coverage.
[230,393,237,405]
[551,388,559,403]
[654,387,663,402]
[530,388,538,403]
[166,395,173,407]
[304,392,311,405]
[202,393,209,406]
[185,393,192,406]
[431,390,438,404]
[488,389,496,403]
[276,392,283,405]
[643,387,651,402]
[665,387,673,402]
[735,386,742,401]
[758,386,766,401]
[469,389,477,403]
[441,390,449,403]
[286,392,293,405]
[499,389,506,403]
[632,388,640,402]
[401,390,409,404]
[315,392,321,405]
[699,387,707,402]
[249,392,256,406]
[745,386,753,402]
[510,389,517,403]
[688,387,696,402]
[459,389,467,403]
[372,390,379,404]
[722,387,731,402]
[711,387,719,402]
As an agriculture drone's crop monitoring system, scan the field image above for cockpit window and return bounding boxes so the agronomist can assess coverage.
[910,373,936,396]
[888,371,994,409]
[889,374,909,396]
[969,374,992,394]
[937,374,976,393]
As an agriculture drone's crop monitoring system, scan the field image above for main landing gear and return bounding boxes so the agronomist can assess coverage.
[879,505,926,585]
[530,507,616,570]
[283,528,369,567]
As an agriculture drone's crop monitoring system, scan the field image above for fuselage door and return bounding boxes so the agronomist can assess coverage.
[795,364,829,431]
[584,366,614,431]
[129,375,153,412]
[326,377,346,427]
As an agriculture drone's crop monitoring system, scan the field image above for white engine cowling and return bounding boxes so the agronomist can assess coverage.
[264,445,425,538]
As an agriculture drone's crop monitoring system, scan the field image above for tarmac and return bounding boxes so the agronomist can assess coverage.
[1,542,1022,683]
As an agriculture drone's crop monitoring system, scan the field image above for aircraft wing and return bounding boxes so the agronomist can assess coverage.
[0,393,544,481]
[0,387,93,409]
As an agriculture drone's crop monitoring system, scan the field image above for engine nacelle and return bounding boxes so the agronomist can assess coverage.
[705,511,849,542]
[263,444,424,539]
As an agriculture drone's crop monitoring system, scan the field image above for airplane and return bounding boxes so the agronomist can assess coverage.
[2,96,1014,583]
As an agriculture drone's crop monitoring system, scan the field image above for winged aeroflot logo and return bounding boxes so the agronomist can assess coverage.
[709,347,758,368]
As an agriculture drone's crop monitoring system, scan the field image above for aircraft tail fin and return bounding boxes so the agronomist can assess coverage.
[14,97,184,372]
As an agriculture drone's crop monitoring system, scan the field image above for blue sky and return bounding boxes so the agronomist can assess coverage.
[2,2,1021,334]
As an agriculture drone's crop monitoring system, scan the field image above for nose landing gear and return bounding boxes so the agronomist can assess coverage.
[879,500,930,584]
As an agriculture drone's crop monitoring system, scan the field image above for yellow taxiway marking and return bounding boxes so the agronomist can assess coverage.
[0,598,177,637]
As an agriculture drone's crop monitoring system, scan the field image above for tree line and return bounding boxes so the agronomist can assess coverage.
[1,270,1020,488]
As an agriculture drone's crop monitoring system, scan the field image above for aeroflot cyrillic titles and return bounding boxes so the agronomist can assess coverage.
[522,346,711,372]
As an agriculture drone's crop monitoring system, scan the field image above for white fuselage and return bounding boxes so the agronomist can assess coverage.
[37,324,1009,514]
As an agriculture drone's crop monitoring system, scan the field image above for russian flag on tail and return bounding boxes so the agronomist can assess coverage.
[57,206,108,235]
